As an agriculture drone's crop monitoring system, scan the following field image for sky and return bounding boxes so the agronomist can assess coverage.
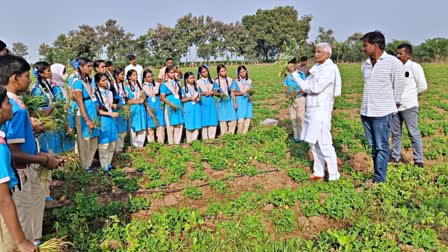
[1,0,447,62]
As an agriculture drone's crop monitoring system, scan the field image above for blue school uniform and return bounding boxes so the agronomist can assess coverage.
[73,79,99,138]
[230,79,253,119]
[181,85,202,130]
[67,73,79,129]
[2,93,38,157]
[31,82,75,154]
[284,71,306,97]
[125,83,147,132]
[0,131,19,190]
[112,82,128,134]
[143,82,165,128]
[213,77,237,122]
[197,78,218,127]
[160,81,184,126]
[96,88,118,145]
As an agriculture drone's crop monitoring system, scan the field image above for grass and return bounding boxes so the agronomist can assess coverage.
[44,63,448,251]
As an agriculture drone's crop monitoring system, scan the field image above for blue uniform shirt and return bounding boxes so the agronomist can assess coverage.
[0,130,19,189]
[284,71,306,98]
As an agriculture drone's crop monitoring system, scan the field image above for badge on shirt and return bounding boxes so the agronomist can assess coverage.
[174,95,180,99]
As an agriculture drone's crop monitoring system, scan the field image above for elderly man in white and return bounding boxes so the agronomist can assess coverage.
[291,42,342,182]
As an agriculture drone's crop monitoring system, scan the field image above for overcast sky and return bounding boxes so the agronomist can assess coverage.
[1,0,447,62]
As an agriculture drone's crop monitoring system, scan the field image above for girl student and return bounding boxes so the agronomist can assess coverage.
[31,61,66,154]
[160,66,184,145]
[213,64,237,136]
[73,57,100,172]
[94,73,119,172]
[112,68,128,153]
[284,63,306,143]
[181,72,202,143]
[0,85,38,252]
[196,65,218,140]
[142,69,165,144]
[231,65,254,134]
[125,69,147,147]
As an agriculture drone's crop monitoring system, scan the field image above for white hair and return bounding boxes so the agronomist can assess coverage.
[316,42,332,56]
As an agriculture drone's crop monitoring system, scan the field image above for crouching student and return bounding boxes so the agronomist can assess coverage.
[0,85,37,252]
[0,55,60,245]
[142,69,166,143]
[231,65,254,134]
[73,58,99,173]
[182,72,202,143]
[95,73,119,172]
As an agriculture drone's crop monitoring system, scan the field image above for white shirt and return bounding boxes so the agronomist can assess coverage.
[399,60,428,111]
[125,64,144,83]
[291,59,341,144]
[361,52,405,117]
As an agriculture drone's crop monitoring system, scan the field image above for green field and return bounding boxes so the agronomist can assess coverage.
[47,63,448,251]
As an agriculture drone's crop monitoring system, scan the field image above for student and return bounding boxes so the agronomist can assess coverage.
[31,61,66,154]
[106,61,115,75]
[94,73,119,172]
[231,65,254,134]
[158,58,182,83]
[125,69,147,147]
[0,85,38,252]
[197,65,218,140]
[142,69,166,144]
[0,55,60,245]
[284,63,306,143]
[50,63,76,153]
[67,59,81,139]
[160,66,184,144]
[112,68,128,153]
[73,57,99,172]
[181,72,202,143]
[213,64,237,136]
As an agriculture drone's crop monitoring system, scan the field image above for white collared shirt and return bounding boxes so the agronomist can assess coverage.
[398,60,428,111]
[361,52,405,117]
[125,64,144,82]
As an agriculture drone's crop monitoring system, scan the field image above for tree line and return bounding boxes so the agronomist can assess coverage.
[9,6,448,66]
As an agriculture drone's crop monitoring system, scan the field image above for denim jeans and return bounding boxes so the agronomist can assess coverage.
[361,114,392,182]
[390,106,424,163]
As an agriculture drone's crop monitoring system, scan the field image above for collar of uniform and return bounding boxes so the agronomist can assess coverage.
[0,130,5,139]
[6,91,21,100]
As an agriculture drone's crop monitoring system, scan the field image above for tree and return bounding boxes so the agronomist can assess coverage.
[414,38,448,63]
[96,19,134,61]
[11,42,29,58]
[242,6,311,61]
[147,24,189,66]
[224,22,255,62]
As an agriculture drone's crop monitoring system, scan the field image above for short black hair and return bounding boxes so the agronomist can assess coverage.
[166,57,174,62]
[300,56,308,62]
[128,54,136,60]
[106,61,113,67]
[361,31,386,50]
[287,57,297,64]
[0,55,31,86]
[0,85,7,104]
[397,43,413,55]
[0,40,6,51]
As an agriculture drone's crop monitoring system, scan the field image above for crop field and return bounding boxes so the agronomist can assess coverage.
[47,63,448,251]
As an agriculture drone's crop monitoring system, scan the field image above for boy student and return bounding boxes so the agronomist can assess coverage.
[0,55,61,245]
[0,85,37,252]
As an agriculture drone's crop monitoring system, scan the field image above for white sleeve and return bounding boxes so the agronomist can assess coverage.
[291,69,334,94]
[414,64,428,93]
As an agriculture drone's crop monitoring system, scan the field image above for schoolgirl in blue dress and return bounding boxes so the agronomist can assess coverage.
[112,68,129,153]
[160,66,184,145]
[72,58,99,172]
[181,72,202,143]
[94,73,119,172]
[230,65,254,134]
[213,64,237,136]
[125,69,147,147]
[31,61,68,154]
[196,65,218,140]
[142,69,165,144]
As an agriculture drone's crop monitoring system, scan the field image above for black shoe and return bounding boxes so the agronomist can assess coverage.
[414,162,424,168]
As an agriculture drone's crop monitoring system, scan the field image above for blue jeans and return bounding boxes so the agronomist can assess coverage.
[361,114,392,182]
[390,106,424,163]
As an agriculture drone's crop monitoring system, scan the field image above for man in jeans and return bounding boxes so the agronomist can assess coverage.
[391,43,427,167]
[360,31,405,183]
